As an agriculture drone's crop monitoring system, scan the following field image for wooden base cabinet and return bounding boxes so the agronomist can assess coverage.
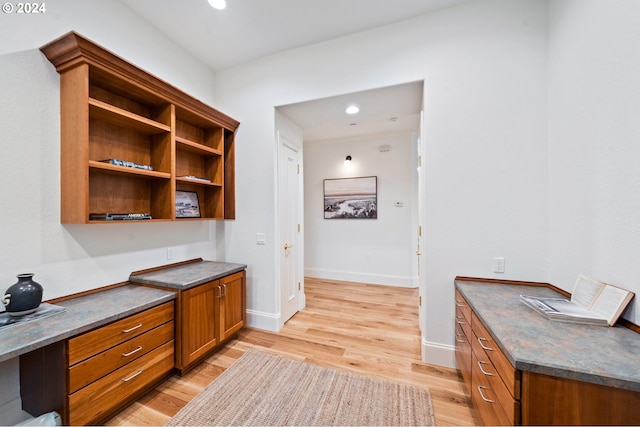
[455,288,640,426]
[176,270,246,373]
[66,302,174,425]
[20,301,175,426]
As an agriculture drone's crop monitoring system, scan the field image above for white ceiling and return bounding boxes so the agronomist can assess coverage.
[120,0,469,71]
[119,0,467,140]
[277,81,424,142]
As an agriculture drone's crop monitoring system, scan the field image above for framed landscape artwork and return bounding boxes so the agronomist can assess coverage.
[176,190,201,218]
[323,176,377,219]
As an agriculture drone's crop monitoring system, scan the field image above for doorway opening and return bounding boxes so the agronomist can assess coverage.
[275,81,424,328]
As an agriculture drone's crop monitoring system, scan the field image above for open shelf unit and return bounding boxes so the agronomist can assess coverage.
[40,32,239,223]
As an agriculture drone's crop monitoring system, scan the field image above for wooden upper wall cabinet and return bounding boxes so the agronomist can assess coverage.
[40,31,239,223]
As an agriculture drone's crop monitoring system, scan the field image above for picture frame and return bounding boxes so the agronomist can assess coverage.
[323,176,377,219]
[176,190,201,218]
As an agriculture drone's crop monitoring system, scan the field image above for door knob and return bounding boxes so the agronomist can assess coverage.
[284,243,293,250]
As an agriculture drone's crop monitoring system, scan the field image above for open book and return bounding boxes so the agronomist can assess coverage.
[520,275,634,326]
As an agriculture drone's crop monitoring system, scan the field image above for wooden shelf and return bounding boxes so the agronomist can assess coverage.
[40,31,239,224]
[88,219,168,224]
[89,160,171,179]
[89,98,170,135]
[176,136,223,156]
[176,176,222,187]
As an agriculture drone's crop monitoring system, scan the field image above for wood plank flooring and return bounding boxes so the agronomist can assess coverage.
[105,278,479,426]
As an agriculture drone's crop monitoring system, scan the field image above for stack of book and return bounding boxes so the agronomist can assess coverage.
[100,159,153,171]
[89,213,152,221]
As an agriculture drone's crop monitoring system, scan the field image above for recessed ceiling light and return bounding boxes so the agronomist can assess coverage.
[345,105,359,115]
[208,0,226,10]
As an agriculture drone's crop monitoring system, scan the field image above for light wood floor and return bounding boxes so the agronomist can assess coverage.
[105,277,479,426]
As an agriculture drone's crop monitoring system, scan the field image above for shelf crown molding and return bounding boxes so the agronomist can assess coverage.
[40,31,239,131]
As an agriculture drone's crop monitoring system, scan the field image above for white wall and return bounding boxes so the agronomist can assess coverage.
[304,133,415,287]
[0,1,222,422]
[214,0,549,365]
[547,0,640,325]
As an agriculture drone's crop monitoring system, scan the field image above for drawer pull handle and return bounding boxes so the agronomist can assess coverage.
[122,369,143,382]
[477,386,494,403]
[122,323,143,333]
[216,286,222,299]
[455,316,466,325]
[122,346,143,357]
[455,333,466,343]
[455,300,466,307]
[477,360,494,376]
[477,337,493,351]
[222,283,227,297]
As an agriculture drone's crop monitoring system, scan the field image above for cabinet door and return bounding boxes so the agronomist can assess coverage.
[181,281,219,367]
[218,271,246,342]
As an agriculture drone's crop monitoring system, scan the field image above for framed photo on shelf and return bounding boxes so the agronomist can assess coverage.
[323,176,377,219]
[176,190,201,218]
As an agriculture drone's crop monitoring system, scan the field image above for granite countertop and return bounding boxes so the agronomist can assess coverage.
[129,260,247,290]
[455,280,640,392]
[0,285,175,363]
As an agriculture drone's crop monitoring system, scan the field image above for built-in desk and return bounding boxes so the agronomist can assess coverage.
[455,278,640,425]
[0,285,175,425]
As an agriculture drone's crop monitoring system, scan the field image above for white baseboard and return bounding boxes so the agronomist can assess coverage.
[305,268,416,288]
[421,338,456,369]
[246,309,281,332]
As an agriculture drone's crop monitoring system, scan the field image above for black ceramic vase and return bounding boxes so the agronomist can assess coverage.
[2,273,43,316]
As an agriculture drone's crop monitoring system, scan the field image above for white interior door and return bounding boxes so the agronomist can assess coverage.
[279,139,301,323]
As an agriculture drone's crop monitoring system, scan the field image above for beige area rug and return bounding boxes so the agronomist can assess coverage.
[166,350,436,426]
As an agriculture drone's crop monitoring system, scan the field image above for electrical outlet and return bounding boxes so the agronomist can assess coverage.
[493,257,505,273]
[167,247,175,260]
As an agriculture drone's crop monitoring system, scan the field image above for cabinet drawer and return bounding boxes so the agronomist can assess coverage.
[472,350,512,426]
[68,302,174,365]
[454,289,472,324]
[455,290,472,343]
[68,320,174,393]
[472,329,520,423]
[68,340,174,426]
[455,321,472,388]
[455,305,472,342]
[472,311,520,400]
